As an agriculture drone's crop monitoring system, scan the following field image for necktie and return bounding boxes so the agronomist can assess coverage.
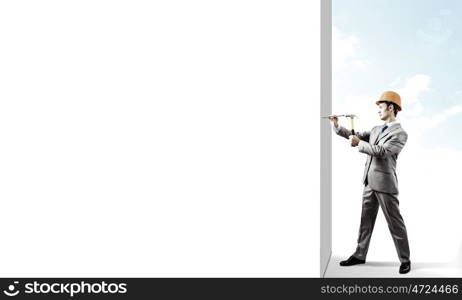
[380,125,388,133]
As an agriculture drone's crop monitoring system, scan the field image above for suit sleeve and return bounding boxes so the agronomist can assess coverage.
[357,131,408,157]
[334,125,370,142]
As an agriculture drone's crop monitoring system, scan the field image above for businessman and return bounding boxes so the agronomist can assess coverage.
[329,91,411,274]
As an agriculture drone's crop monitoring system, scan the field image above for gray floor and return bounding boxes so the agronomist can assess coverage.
[325,255,462,277]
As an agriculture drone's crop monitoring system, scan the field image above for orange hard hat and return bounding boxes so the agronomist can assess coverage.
[376,91,402,111]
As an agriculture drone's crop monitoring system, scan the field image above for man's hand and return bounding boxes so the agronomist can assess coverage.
[328,116,339,128]
[349,135,360,147]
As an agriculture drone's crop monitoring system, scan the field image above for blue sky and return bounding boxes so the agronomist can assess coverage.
[333,0,462,149]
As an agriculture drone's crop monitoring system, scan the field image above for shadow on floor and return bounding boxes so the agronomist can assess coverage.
[363,261,451,268]
[325,255,461,277]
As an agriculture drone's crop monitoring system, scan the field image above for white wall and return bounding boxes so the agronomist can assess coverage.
[0,0,320,277]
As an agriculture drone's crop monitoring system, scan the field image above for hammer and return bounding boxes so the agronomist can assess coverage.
[322,114,358,135]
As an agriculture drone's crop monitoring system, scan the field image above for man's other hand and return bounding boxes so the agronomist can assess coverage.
[349,135,360,147]
[328,116,339,128]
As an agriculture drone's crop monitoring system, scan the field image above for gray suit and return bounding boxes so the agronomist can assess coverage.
[335,123,410,263]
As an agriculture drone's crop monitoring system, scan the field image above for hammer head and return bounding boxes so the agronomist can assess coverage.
[344,114,358,119]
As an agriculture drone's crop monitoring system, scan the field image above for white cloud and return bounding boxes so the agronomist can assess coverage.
[395,75,462,142]
[332,26,368,72]
[444,105,462,115]
[395,74,430,107]
[414,104,462,128]
[394,75,431,134]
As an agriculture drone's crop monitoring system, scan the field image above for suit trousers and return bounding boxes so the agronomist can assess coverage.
[353,184,410,263]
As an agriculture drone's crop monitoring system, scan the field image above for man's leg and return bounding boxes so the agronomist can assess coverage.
[375,191,410,263]
[353,184,380,260]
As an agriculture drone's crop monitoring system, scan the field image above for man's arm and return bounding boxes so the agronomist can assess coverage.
[357,131,408,157]
[328,116,370,142]
[334,125,371,142]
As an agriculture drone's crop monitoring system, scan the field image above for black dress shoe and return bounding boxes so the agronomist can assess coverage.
[339,255,365,266]
[399,262,411,274]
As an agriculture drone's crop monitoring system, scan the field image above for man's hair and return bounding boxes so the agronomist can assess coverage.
[379,101,399,116]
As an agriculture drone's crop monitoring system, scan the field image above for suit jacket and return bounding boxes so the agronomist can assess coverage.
[335,123,408,194]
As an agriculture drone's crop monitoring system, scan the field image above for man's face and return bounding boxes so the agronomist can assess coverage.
[377,102,391,121]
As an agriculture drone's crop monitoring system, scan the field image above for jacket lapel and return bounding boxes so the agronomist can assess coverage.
[375,123,400,144]
[371,126,382,145]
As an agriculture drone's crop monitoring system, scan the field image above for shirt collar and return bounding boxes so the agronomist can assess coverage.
[384,120,399,127]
